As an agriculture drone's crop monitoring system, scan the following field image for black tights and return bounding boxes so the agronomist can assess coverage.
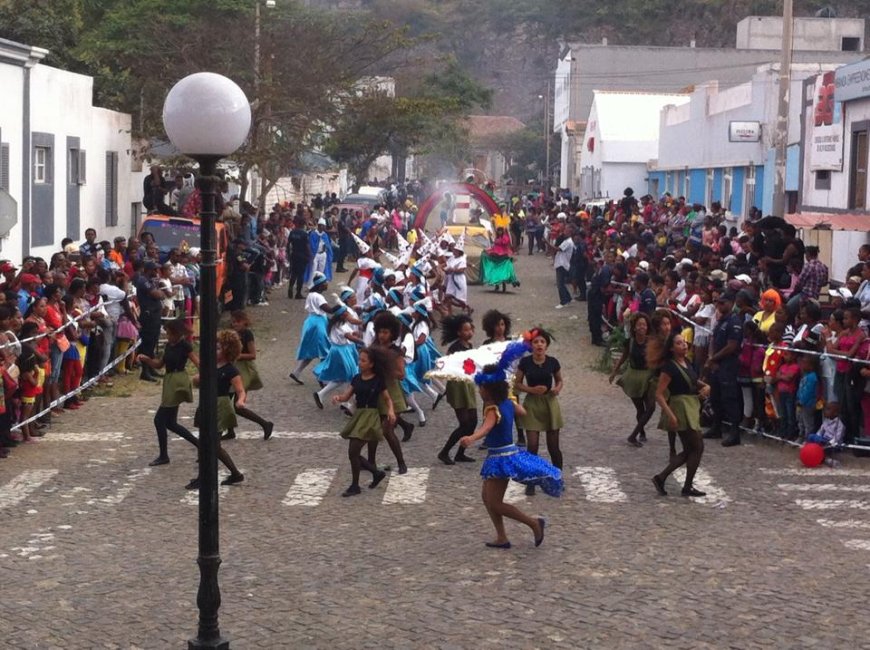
[154,406,199,459]
[526,430,563,469]
[349,438,379,488]
[656,429,704,489]
[366,417,406,470]
[227,394,270,434]
[629,395,656,441]
[441,408,478,457]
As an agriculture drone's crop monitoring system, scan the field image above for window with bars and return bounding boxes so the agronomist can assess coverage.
[0,143,9,192]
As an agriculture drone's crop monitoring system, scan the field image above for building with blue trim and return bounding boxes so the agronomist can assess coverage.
[647,64,841,224]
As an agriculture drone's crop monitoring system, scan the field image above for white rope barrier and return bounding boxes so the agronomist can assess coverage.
[12,339,141,432]
[1,297,126,350]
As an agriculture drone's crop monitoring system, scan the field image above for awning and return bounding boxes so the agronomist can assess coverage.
[786,212,870,231]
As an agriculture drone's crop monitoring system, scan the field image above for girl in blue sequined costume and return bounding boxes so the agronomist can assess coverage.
[459,357,562,549]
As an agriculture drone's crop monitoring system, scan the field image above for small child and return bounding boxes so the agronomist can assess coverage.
[808,402,845,447]
[775,349,800,441]
[459,356,562,550]
[796,354,821,442]
[762,322,785,426]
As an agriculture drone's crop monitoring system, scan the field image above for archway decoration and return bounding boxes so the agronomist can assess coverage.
[414,182,501,231]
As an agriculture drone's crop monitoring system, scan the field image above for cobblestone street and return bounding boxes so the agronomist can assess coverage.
[2,253,869,649]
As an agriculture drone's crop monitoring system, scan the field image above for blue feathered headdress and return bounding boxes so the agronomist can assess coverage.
[474,340,531,385]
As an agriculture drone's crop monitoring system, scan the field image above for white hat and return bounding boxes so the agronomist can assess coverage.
[638,260,650,271]
[351,232,371,254]
[723,255,737,266]
[382,251,400,267]
[735,274,752,284]
[679,258,694,267]
[454,233,465,252]
[439,231,455,247]
[317,217,327,226]
[398,249,413,267]
[557,212,567,220]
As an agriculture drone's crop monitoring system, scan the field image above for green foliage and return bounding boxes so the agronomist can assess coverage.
[0,0,85,70]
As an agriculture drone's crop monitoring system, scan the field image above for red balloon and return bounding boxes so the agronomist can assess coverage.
[799,442,826,468]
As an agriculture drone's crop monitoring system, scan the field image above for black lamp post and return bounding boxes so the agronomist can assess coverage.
[163,72,252,650]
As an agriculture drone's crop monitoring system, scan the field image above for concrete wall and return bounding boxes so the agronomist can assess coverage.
[0,61,25,258]
[736,16,865,52]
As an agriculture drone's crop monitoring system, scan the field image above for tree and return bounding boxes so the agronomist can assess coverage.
[324,62,490,184]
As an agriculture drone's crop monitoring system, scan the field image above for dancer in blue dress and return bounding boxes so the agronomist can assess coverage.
[459,355,562,549]
[313,304,362,409]
[290,272,336,385]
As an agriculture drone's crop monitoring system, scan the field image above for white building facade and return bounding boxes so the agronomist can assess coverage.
[0,37,140,264]
[578,91,688,201]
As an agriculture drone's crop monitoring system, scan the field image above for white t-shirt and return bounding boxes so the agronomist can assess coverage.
[401,332,416,363]
[328,321,354,346]
[99,283,127,321]
[305,292,328,316]
[554,238,574,270]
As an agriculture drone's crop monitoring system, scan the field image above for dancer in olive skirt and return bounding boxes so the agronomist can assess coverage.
[189,330,245,489]
[223,309,274,441]
[369,312,408,474]
[652,332,709,498]
[514,327,563,495]
[332,347,395,497]
[137,318,200,466]
[438,314,478,465]
[609,312,654,447]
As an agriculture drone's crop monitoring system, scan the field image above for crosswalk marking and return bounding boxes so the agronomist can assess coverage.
[282,468,336,506]
[817,518,870,530]
[86,468,152,506]
[760,468,870,477]
[171,431,340,441]
[50,432,126,442]
[0,470,59,510]
[795,499,870,511]
[778,483,870,493]
[844,539,870,551]
[572,466,627,503]
[383,468,429,505]
[670,468,730,506]
[504,481,527,504]
[180,472,245,505]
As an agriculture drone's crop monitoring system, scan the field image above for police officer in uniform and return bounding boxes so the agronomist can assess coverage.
[704,291,744,447]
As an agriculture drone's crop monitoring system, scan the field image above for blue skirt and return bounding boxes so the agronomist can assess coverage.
[411,341,438,385]
[314,343,358,383]
[480,444,563,497]
[296,314,330,360]
[401,367,424,395]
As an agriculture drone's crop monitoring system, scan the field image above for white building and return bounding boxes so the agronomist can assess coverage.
[578,91,688,201]
[554,14,865,193]
[791,58,870,281]
[0,37,139,264]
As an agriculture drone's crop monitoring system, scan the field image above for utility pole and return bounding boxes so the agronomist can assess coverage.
[772,0,793,216]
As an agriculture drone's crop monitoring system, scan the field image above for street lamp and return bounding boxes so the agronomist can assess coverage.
[163,72,252,650]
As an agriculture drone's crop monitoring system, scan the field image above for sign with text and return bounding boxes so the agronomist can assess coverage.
[835,58,870,103]
[810,71,844,171]
[728,121,761,142]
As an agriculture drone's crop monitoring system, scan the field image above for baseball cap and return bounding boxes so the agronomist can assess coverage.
[19,273,40,284]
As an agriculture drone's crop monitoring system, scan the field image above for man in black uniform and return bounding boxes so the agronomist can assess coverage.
[133,260,170,382]
[286,216,311,299]
[704,291,744,447]
[587,252,613,346]
[224,238,250,312]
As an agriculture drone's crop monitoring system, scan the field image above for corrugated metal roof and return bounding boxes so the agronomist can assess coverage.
[786,212,870,231]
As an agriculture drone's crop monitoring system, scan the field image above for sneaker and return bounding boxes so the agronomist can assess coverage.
[555,304,565,310]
